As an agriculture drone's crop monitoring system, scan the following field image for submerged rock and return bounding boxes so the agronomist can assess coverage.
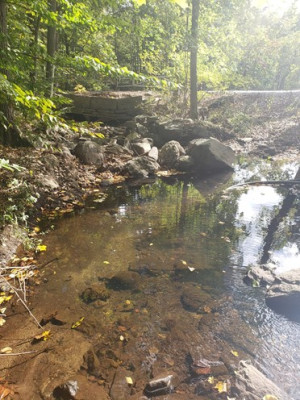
[233,360,289,400]
[124,156,159,178]
[110,367,133,400]
[80,284,110,304]
[187,137,235,174]
[266,268,300,322]
[181,285,211,313]
[107,271,141,291]
[144,374,174,397]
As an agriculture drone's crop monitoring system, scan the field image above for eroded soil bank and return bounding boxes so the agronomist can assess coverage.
[0,92,299,400]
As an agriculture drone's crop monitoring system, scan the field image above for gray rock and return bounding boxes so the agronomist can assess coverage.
[176,155,195,172]
[131,139,152,155]
[124,156,159,178]
[148,146,158,161]
[187,137,235,174]
[73,140,105,166]
[233,360,289,400]
[158,140,185,169]
[244,264,276,287]
[36,174,59,189]
[266,268,300,322]
[136,122,149,136]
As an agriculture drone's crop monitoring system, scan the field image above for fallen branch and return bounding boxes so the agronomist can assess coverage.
[226,179,300,191]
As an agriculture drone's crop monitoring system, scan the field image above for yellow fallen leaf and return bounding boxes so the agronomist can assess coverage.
[181,260,187,265]
[0,347,12,354]
[125,300,131,305]
[34,330,51,341]
[0,307,6,314]
[36,244,47,252]
[208,376,214,384]
[263,396,278,400]
[149,243,153,246]
[125,376,133,385]
[0,318,6,327]
[0,296,12,305]
[120,335,125,341]
[214,381,227,393]
[103,261,110,264]
[34,227,40,233]
[71,317,84,329]
[231,350,239,357]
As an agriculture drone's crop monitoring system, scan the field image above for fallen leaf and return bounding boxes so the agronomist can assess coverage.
[34,227,40,233]
[200,232,207,237]
[149,243,153,246]
[0,347,12,354]
[194,366,211,375]
[0,308,6,314]
[214,381,227,393]
[103,261,110,265]
[218,221,225,225]
[181,260,187,265]
[34,330,51,342]
[231,350,239,357]
[36,244,47,252]
[0,318,6,327]
[263,396,278,400]
[188,267,195,272]
[125,376,133,385]
[120,335,125,341]
[0,296,12,305]
[0,386,13,399]
[208,376,214,384]
[203,305,212,313]
[71,317,84,329]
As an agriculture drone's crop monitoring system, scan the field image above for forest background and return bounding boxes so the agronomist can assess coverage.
[0,0,299,146]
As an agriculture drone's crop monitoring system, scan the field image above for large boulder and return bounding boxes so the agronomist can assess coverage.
[187,137,235,174]
[266,268,300,322]
[73,140,105,167]
[124,156,160,178]
[233,360,289,400]
[131,138,153,155]
[158,140,185,169]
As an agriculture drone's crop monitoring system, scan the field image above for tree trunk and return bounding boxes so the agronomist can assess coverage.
[29,15,41,90]
[46,0,57,97]
[190,0,200,120]
[0,0,8,74]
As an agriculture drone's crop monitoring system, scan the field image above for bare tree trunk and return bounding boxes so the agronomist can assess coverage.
[46,0,57,97]
[190,0,200,120]
[29,15,41,90]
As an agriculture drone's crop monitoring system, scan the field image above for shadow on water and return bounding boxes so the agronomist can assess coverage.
[38,159,300,398]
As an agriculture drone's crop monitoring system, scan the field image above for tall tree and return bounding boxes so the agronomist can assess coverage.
[190,0,199,120]
[46,0,57,97]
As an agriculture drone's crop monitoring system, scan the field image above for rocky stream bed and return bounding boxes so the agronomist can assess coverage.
[0,92,299,400]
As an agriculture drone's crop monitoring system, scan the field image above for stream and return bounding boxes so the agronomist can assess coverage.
[36,159,300,399]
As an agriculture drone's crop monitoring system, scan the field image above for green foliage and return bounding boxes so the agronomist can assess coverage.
[0,159,24,172]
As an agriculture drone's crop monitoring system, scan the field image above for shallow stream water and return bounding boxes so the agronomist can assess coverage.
[38,160,300,399]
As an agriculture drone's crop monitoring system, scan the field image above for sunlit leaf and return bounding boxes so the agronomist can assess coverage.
[231,350,239,357]
[208,376,214,384]
[188,267,195,272]
[125,376,133,385]
[71,317,84,329]
[34,330,51,341]
[214,381,227,393]
[263,396,279,400]
[0,318,6,327]
[36,244,47,252]
[0,347,12,354]
[0,296,12,305]
[103,261,110,264]
[181,260,187,265]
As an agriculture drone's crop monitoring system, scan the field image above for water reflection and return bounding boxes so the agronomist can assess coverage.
[39,160,300,398]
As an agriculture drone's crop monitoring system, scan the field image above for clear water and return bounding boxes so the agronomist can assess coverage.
[38,160,300,398]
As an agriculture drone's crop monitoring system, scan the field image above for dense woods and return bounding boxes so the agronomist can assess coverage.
[0,0,299,138]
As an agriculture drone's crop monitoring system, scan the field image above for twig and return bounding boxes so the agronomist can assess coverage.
[0,350,37,356]
[226,179,300,191]
[4,281,42,329]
